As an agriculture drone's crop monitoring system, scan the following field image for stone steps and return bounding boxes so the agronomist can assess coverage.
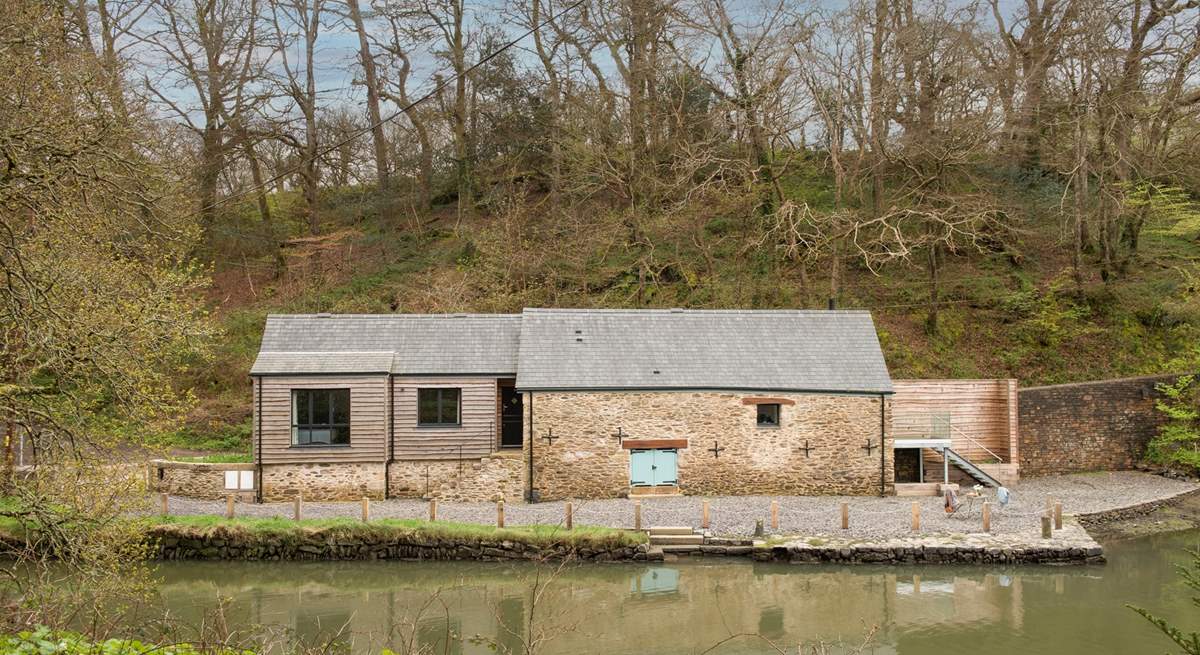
[650,534,705,546]
[648,526,694,535]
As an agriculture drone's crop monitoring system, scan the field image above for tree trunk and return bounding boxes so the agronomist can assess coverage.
[346,0,390,191]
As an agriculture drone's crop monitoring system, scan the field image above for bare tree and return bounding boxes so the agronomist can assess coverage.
[342,0,392,190]
[267,0,329,235]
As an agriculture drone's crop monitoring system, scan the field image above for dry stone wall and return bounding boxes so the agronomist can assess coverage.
[525,390,892,500]
[150,460,255,501]
[1018,374,1186,477]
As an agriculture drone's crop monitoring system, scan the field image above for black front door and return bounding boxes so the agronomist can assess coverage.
[500,386,523,447]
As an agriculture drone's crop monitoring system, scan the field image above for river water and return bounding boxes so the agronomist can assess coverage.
[151,529,1200,654]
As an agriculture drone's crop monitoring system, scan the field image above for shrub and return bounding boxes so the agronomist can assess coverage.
[1148,375,1200,471]
[0,628,250,655]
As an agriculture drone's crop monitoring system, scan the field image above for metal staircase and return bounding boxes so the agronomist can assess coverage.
[944,448,1002,488]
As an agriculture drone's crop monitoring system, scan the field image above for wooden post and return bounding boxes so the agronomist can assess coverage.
[1041,514,1052,539]
[754,519,764,537]
[1054,501,1063,530]
[701,500,710,530]
[840,502,849,530]
[497,500,505,528]
[293,494,302,521]
[225,494,234,519]
[982,501,991,533]
[361,497,370,522]
[429,499,437,522]
[160,493,169,516]
[634,500,642,531]
[565,501,573,530]
[911,502,920,532]
[770,500,779,531]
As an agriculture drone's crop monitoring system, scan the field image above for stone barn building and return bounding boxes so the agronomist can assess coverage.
[248,308,899,502]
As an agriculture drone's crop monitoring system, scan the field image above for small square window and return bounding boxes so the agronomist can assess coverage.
[418,388,461,426]
[756,403,780,427]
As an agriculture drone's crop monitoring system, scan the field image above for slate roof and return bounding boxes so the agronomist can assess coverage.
[250,309,893,394]
[515,308,892,394]
[251,314,522,375]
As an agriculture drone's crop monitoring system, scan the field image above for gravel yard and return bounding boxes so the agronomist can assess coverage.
[163,471,1199,538]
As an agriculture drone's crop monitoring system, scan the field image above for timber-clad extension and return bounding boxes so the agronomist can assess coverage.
[247,308,1015,502]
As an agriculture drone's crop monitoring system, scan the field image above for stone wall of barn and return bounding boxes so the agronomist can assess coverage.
[260,462,387,501]
[1018,374,1183,477]
[150,460,257,501]
[525,390,892,501]
[387,453,524,502]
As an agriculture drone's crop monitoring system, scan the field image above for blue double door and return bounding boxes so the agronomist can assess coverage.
[630,448,678,487]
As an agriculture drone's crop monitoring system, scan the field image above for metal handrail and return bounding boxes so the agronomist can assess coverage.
[891,415,1005,464]
[950,425,1004,464]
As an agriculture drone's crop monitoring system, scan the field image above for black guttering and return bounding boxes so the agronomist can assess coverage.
[527,392,535,503]
[514,386,895,396]
[254,375,263,503]
[385,374,394,499]
[879,393,886,497]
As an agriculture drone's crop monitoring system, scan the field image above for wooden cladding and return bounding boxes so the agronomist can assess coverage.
[891,379,1019,464]
[622,438,689,450]
[393,378,499,460]
[257,375,389,464]
[741,397,796,406]
[255,375,504,465]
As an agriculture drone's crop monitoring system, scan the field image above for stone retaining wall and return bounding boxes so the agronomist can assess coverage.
[1018,374,1186,477]
[149,527,650,562]
[1077,486,1200,528]
[751,524,1105,565]
[150,460,256,501]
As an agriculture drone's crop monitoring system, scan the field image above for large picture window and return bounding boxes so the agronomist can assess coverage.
[292,389,351,446]
[418,388,461,426]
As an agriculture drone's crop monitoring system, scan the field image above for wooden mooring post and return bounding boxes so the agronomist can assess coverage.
[497,500,505,528]
[565,501,573,530]
[225,494,235,519]
[1054,501,1063,530]
[293,494,302,521]
[982,502,991,533]
[634,500,642,531]
[840,502,849,530]
[1041,514,1052,539]
[160,493,169,516]
[429,499,438,522]
[361,497,370,522]
[911,502,920,532]
[770,500,779,531]
[701,500,710,530]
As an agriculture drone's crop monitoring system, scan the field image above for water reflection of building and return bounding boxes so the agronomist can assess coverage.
[153,561,1045,655]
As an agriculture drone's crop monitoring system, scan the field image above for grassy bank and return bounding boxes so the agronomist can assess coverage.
[0,498,645,554]
[152,514,646,549]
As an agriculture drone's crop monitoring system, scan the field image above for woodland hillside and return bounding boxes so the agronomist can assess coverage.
[5,0,1200,456]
